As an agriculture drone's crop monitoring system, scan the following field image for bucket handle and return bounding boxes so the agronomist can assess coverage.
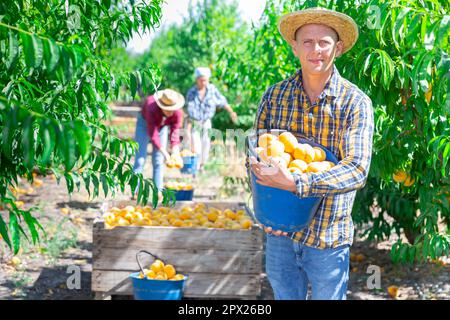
[136,250,163,274]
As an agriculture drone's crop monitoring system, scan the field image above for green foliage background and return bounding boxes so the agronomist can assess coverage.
[0,0,175,254]
[0,0,449,264]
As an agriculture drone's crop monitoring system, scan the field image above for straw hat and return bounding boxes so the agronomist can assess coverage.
[278,7,358,54]
[154,89,185,111]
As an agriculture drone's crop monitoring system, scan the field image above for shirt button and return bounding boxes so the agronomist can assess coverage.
[308,113,313,119]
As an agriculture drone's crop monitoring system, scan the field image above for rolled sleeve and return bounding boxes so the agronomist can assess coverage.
[212,85,228,108]
[186,88,198,120]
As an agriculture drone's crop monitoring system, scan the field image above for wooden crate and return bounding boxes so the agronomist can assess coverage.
[92,201,264,300]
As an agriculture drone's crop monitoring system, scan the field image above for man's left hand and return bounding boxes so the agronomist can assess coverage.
[230,111,238,124]
[250,156,297,192]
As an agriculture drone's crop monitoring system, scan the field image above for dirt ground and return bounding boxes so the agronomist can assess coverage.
[0,118,449,300]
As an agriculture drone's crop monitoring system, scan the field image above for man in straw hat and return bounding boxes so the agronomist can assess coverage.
[133,89,184,193]
[250,7,374,299]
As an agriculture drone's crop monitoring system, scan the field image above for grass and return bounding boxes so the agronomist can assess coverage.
[10,272,34,288]
[40,217,79,264]
[12,201,79,263]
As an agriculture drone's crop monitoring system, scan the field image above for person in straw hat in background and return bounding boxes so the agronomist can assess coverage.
[132,89,184,194]
[250,7,374,299]
[186,67,238,172]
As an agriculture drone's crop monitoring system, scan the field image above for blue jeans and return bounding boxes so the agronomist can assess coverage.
[265,234,350,300]
[133,114,168,191]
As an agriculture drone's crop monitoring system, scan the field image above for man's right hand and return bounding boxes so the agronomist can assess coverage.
[160,149,170,162]
[263,226,289,237]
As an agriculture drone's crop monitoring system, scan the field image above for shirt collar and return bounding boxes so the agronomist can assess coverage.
[290,65,341,98]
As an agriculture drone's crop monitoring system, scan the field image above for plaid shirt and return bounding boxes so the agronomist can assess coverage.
[186,84,228,121]
[254,65,374,249]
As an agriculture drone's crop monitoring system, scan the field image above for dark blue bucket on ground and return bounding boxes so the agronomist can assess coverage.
[173,189,194,201]
[130,250,188,300]
[248,132,338,233]
[130,272,188,300]
[180,156,199,174]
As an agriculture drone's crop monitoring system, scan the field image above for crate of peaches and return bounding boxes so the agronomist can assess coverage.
[101,202,254,230]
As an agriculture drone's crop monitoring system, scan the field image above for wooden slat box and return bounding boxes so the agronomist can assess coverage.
[92,201,264,300]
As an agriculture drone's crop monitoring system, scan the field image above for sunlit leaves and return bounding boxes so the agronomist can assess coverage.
[6,31,19,71]
[20,33,43,70]
[43,39,60,73]
[0,0,166,254]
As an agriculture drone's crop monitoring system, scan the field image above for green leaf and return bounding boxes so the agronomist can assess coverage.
[2,107,17,159]
[83,174,91,197]
[376,49,395,89]
[129,72,138,99]
[412,51,431,95]
[59,46,74,83]
[9,211,20,254]
[437,15,450,49]
[130,174,138,196]
[55,123,75,171]
[65,172,74,194]
[151,181,158,208]
[6,31,19,71]
[102,0,111,10]
[101,174,109,198]
[0,214,11,248]
[73,121,91,161]
[63,125,77,171]
[20,33,44,69]
[43,38,60,73]
[406,13,422,44]
[21,209,39,244]
[442,142,450,176]
[91,174,100,197]
[39,119,55,165]
[92,154,103,171]
[22,115,35,170]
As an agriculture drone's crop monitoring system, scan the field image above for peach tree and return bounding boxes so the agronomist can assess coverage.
[0,0,174,254]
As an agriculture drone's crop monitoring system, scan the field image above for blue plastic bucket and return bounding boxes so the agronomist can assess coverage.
[130,273,188,300]
[247,132,338,233]
[172,189,194,201]
[130,250,188,300]
[180,156,199,174]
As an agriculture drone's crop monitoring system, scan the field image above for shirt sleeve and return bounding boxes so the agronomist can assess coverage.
[141,98,162,150]
[293,96,374,197]
[246,92,270,169]
[186,88,198,120]
[212,85,228,108]
[254,96,268,131]
[169,111,183,147]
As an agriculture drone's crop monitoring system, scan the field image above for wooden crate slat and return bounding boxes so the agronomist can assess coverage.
[93,247,263,273]
[92,270,262,297]
[93,224,263,251]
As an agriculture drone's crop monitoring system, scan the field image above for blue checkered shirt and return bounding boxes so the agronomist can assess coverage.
[186,84,228,121]
[254,65,374,249]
